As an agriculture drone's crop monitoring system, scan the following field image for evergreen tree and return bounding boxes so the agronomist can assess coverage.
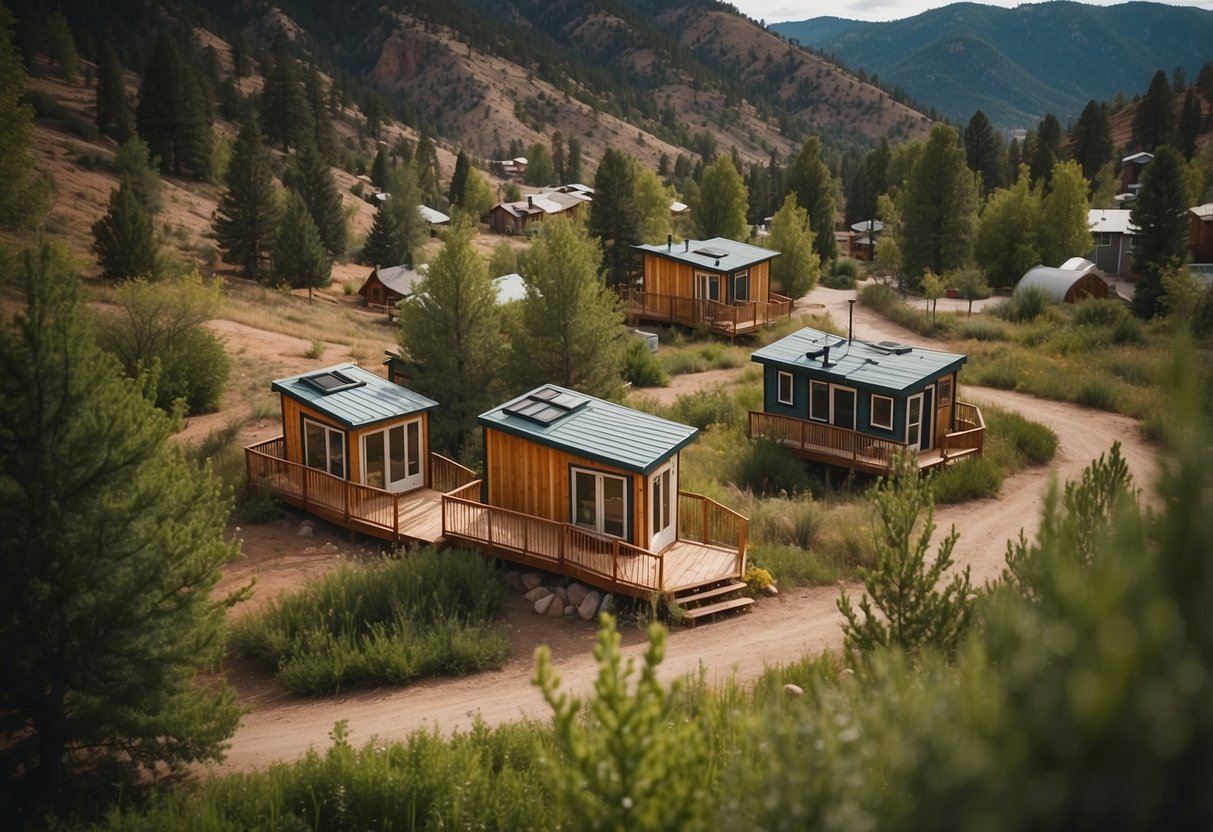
[551,130,566,184]
[213,113,278,280]
[975,168,1041,289]
[567,137,582,184]
[303,66,336,162]
[91,180,158,281]
[633,164,673,245]
[462,164,495,219]
[1197,61,1213,121]
[1133,69,1177,152]
[1031,112,1063,186]
[1131,146,1190,318]
[1178,88,1202,160]
[790,136,839,262]
[963,110,1003,196]
[589,148,641,287]
[284,140,347,259]
[135,32,212,180]
[513,215,626,399]
[371,144,389,190]
[95,41,130,141]
[272,191,331,298]
[1038,161,1092,267]
[113,135,162,215]
[0,243,240,814]
[259,32,309,153]
[768,194,819,299]
[448,149,470,207]
[362,201,403,269]
[398,215,502,458]
[414,132,442,205]
[694,155,749,240]
[1006,137,1021,183]
[44,11,77,84]
[525,142,554,186]
[838,451,974,659]
[899,124,980,281]
[1070,100,1113,184]
[364,166,426,269]
[0,8,47,229]
[230,32,249,79]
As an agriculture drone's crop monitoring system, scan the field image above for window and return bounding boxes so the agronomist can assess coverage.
[1095,232,1112,247]
[809,380,829,421]
[1124,236,1134,251]
[777,371,794,406]
[303,418,345,478]
[650,462,676,551]
[733,270,749,302]
[572,468,628,539]
[832,387,856,430]
[870,394,894,430]
[694,271,721,302]
[937,378,952,406]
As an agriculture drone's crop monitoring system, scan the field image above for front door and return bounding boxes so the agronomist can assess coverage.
[649,459,677,552]
[694,272,721,302]
[572,468,628,539]
[906,393,923,450]
[832,387,856,430]
[362,419,424,492]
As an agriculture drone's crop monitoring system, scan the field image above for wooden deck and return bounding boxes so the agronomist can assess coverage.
[619,288,792,338]
[748,402,985,475]
[442,490,747,598]
[245,437,479,544]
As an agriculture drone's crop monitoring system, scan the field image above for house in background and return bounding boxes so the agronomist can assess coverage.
[441,385,752,616]
[488,187,592,235]
[1088,209,1136,277]
[245,364,478,543]
[1016,260,1109,303]
[357,264,425,314]
[748,327,984,476]
[621,236,792,339]
[849,219,883,261]
[1190,203,1213,264]
[1117,151,1152,204]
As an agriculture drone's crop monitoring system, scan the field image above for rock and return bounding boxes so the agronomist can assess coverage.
[784,684,804,700]
[521,572,544,591]
[564,604,577,616]
[296,524,313,538]
[567,583,588,607]
[763,583,779,597]
[533,594,556,616]
[524,586,551,603]
[504,570,524,592]
[598,593,615,617]
[546,596,566,617]
[320,542,339,554]
[552,586,569,603]
[303,546,317,554]
[580,591,603,621]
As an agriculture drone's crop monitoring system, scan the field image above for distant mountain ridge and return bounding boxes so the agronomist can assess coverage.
[771,1,1213,128]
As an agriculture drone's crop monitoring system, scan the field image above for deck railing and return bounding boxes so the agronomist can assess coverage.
[245,437,479,540]
[677,492,748,579]
[619,288,792,335]
[943,402,986,457]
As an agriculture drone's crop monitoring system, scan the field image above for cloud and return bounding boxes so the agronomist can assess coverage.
[734,0,1213,24]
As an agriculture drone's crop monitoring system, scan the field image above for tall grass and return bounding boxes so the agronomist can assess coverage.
[231,548,508,695]
[858,283,955,337]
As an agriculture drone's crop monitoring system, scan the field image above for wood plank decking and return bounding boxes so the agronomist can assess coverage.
[619,288,792,338]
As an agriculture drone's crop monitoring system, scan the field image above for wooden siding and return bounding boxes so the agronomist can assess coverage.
[641,252,771,304]
[934,372,955,448]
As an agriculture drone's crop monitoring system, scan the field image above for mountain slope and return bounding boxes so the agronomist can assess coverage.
[772,1,1213,127]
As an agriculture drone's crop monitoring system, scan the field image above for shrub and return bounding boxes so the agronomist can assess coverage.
[305,337,326,359]
[743,564,774,593]
[155,327,230,414]
[930,457,1003,503]
[731,438,812,496]
[973,358,1021,389]
[621,338,668,387]
[820,271,855,289]
[983,406,1058,467]
[1076,376,1120,411]
[748,544,841,587]
[833,256,862,281]
[748,495,827,548]
[955,318,1008,341]
[670,386,743,430]
[859,281,898,312]
[996,286,1051,322]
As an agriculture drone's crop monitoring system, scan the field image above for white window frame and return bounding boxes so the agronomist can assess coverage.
[571,467,629,540]
[361,417,424,493]
[649,459,677,552]
[870,394,894,431]
[777,370,795,406]
[1095,232,1112,248]
[694,271,721,302]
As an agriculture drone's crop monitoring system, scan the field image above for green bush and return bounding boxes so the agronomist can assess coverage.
[748,543,841,587]
[955,318,1008,341]
[859,281,898,312]
[973,358,1021,389]
[669,386,743,430]
[231,549,509,695]
[833,256,861,281]
[1071,297,1129,329]
[731,438,812,496]
[820,271,855,289]
[748,495,827,548]
[1076,376,1121,411]
[985,408,1058,466]
[154,326,230,414]
[621,338,668,387]
[995,286,1052,322]
[930,456,1003,503]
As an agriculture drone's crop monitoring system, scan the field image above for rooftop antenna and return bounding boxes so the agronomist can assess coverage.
[848,299,856,343]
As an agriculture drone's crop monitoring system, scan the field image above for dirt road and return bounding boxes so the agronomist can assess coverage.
[210,286,1159,773]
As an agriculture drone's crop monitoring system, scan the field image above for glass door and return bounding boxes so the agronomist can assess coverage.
[572,468,628,540]
[362,418,424,492]
[832,387,856,430]
[303,418,345,478]
[906,393,923,450]
[649,459,677,551]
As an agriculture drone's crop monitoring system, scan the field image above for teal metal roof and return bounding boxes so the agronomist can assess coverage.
[751,327,966,394]
[633,236,778,272]
[272,363,437,429]
[480,385,698,475]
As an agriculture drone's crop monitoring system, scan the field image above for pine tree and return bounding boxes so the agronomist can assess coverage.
[512,215,626,399]
[695,155,749,240]
[213,113,278,280]
[1198,61,1213,121]
[1132,69,1177,152]
[963,109,1003,195]
[273,191,331,298]
[1070,100,1113,184]
[414,132,441,204]
[1038,161,1092,267]
[1177,88,1202,160]
[790,136,839,262]
[589,148,641,287]
[975,167,1041,289]
[44,11,77,84]
[259,32,309,153]
[0,243,240,813]
[1031,113,1062,186]
[899,123,979,282]
[113,135,162,215]
[567,137,582,184]
[768,193,819,299]
[398,215,502,457]
[633,164,673,246]
[371,144,389,190]
[362,200,404,269]
[303,66,336,162]
[230,32,249,79]
[552,130,566,184]
[95,41,130,141]
[0,8,47,229]
[135,32,213,180]
[91,180,158,281]
[284,140,347,259]
[838,451,975,659]
[1131,146,1190,319]
[448,149,470,207]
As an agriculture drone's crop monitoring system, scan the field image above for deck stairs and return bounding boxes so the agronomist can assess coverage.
[672,579,754,625]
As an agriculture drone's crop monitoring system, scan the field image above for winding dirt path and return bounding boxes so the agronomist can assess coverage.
[209,286,1160,773]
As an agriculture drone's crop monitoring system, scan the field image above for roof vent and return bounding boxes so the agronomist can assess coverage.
[873,341,912,355]
[503,386,589,426]
[694,246,729,259]
[302,369,364,395]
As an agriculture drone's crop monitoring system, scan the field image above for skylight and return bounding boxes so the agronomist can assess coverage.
[302,370,364,394]
[693,246,729,259]
[503,387,589,425]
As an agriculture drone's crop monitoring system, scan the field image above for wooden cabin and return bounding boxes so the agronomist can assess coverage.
[441,385,751,607]
[245,364,478,543]
[357,265,425,315]
[621,237,793,338]
[748,328,984,475]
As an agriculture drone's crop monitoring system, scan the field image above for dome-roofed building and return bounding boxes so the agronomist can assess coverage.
[1015,262,1109,303]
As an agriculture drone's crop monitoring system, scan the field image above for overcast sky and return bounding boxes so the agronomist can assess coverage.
[731,0,1213,24]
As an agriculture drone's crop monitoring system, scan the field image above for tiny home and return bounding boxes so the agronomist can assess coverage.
[441,385,750,602]
[1088,209,1136,277]
[358,265,425,312]
[245,364,477,543]
[622,236,792,338]
[1016,263,1109,303]
[749,328,984,475]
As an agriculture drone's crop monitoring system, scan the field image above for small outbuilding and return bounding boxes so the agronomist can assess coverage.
[1190,203,1213,264]
[1016,263,1109,303]
[357,264,426,311]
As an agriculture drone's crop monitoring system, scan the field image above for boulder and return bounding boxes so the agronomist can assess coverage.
[302,546,317,555]
[524,586,551,603]
[579,591,603,621]
[533,594,556,616]
[763,583,779,597]
[784,684,804,700]
[521,572,544,591]
[598,593,615,617]
[567,583,588,607]
[546,595,566,617]
[564,605,577,616]
[503,570,524,593]
[552,586,569,603]
[320,542,339,554]
[296,524,313,538]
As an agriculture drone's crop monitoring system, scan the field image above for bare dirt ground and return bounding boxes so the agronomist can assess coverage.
[204,283,1161,774]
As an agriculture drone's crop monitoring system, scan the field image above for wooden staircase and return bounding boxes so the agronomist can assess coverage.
[671,580,754,625]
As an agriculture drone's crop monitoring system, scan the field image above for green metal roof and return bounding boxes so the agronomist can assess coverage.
[751,327,967,394]
[633,236,778,272]
[272,363,437,429]
[480,385,698,475]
